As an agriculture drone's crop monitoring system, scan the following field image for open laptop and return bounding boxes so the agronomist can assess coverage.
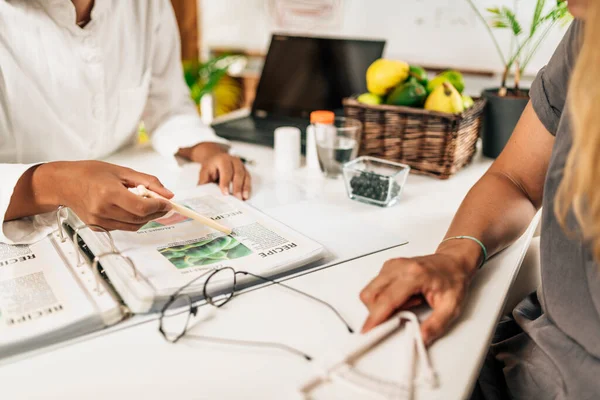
[212,34,385,149]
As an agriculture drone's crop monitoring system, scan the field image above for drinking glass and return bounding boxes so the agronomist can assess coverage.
[315,117,362,178]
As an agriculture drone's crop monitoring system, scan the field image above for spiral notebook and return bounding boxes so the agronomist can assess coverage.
[0,184,325,361]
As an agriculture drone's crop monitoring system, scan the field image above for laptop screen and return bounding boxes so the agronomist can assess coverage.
[252,35,385,119]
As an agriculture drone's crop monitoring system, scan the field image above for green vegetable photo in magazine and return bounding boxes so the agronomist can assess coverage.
[159,236,252,269]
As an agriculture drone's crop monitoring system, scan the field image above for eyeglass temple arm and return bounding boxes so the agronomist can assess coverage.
[171,268,215,298]
[183,334,312,361]
[238,271,354,333]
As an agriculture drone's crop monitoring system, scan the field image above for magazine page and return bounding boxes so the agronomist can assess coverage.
[95,184,325,311]
[0,234,106,360]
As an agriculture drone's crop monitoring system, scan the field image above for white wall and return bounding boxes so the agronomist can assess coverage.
[199,0,570,76]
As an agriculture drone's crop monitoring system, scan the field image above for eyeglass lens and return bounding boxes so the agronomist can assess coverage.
[204,267,236,307]
[160,294,193,343]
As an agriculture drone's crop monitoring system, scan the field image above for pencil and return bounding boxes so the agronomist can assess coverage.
[135,185,233,235]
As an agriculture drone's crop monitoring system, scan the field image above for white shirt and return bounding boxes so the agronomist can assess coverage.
[0,0,228,244]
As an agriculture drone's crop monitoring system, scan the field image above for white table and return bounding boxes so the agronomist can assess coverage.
[0,141,538,400]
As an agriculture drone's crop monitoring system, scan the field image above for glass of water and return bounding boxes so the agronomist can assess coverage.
[315,117,362,178]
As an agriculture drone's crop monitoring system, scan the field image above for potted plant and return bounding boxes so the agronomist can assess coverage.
[182,54,247,122]
[466,0,571,158]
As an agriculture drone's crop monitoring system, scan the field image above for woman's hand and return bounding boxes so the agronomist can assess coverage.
[359,240,482,346]
[178,142,251,201]
[34,161,174,231]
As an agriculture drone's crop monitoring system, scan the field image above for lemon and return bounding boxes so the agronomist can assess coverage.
[366,59,410,96]
[357,93,383,105]
[424,82,464,114]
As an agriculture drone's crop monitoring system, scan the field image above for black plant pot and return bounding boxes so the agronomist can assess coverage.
[481,88,530,158]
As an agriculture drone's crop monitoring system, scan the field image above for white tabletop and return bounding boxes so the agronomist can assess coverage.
[0,141,538,400]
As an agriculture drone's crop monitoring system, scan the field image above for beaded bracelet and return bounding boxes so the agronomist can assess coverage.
[440,236,488,269]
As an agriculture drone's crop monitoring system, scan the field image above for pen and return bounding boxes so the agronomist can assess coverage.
[134,185,233,235]
[239,157,255,166]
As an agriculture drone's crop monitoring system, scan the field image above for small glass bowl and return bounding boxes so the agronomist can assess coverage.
[342,156,410,207]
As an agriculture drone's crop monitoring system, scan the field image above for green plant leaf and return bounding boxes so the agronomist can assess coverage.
[540,1,571,23]
[531,0,546,35]
[488,7,522,36]
[182,60,200,89]
[490,21,508,28]
[516,0,571,74]
[503,8,522,36]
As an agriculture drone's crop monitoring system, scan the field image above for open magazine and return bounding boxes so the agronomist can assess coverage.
[0,184,325,360]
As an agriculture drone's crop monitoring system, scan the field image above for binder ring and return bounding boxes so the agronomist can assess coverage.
[71,224,117,266]
[56,206,70,243]
[91,251,138,295]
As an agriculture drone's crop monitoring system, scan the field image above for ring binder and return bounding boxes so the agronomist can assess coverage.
[54,207,147,305]
[4,183,339,363]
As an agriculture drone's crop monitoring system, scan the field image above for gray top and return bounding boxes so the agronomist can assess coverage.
[486,20,600,400]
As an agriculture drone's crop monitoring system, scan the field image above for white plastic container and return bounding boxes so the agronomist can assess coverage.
[274,126,301,172]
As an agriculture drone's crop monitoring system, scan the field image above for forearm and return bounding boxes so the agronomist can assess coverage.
[435,103,552,275]
[436,170,539,275]
[4,163,61,221]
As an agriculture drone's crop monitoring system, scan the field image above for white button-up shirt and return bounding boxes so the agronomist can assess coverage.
[0,0,228,243]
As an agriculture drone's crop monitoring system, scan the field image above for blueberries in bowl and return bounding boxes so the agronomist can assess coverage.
[349,171,400,203]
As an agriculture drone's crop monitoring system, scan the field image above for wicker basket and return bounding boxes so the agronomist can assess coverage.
[343,97,486,179]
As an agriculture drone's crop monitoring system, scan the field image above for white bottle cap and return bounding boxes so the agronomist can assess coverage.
[274,126,301,172]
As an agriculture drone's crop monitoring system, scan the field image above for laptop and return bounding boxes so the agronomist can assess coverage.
[212,34,385,149]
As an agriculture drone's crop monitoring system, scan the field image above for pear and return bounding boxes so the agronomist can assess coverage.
[426,75,451,94]
[424,82,465,114]
[440,70,465,93]
[366,59,410,96]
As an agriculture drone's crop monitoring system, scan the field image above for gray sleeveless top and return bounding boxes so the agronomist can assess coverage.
[489,20,600,400]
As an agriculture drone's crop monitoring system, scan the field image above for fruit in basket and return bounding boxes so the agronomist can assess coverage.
[357,93,383,105]
[425,82,464,114]
[408,65,428,86]
[366,59,410,96]
[426,70,465,94]
[386,80,427,107]
[462,94,474,110]
[426,75,451,94]
[440,70,465,93]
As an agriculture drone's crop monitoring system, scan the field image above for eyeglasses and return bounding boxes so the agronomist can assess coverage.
[158,266,355,360]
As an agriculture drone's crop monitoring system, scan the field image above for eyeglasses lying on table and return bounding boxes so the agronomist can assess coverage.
[158,266,355,360]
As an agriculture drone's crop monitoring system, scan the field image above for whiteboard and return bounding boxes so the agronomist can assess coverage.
[199,0,570,76]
